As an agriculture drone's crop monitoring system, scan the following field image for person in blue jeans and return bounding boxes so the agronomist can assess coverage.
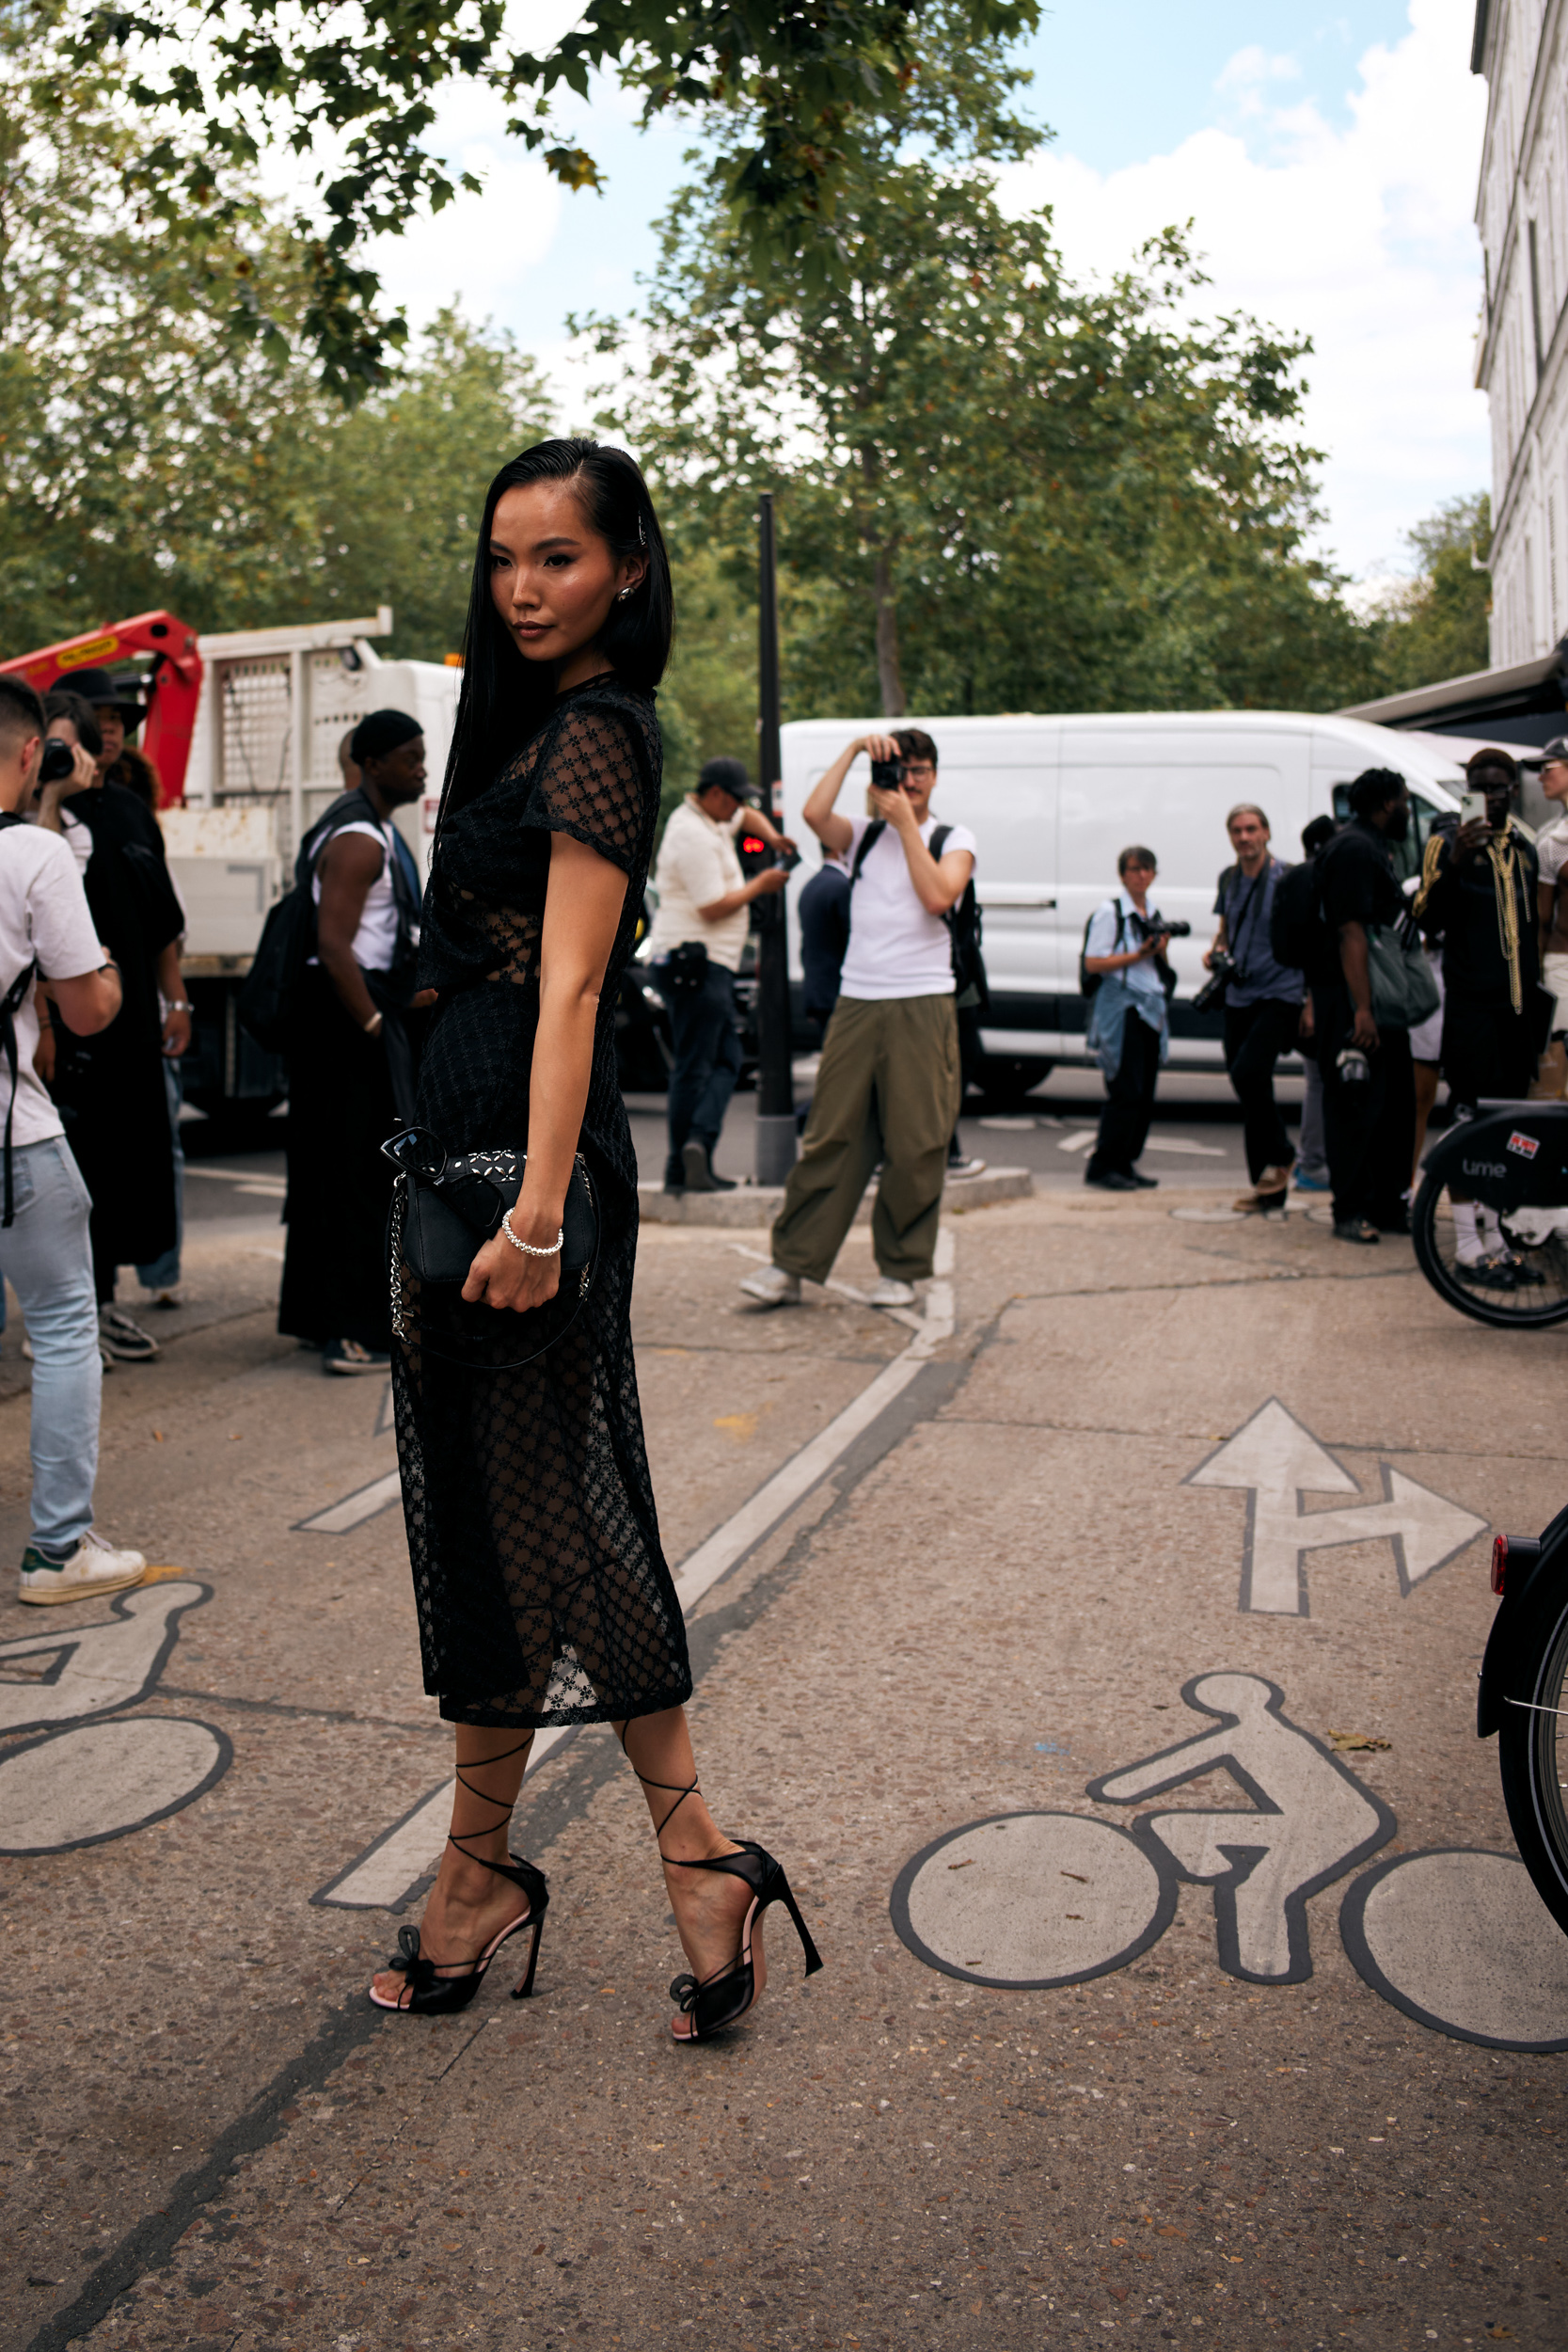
[0,676,146,1605]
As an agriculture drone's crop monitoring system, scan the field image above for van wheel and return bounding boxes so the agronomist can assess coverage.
[973,1057,1053,1109]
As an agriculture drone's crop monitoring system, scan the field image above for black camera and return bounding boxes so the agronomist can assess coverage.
[1192,946,1237,1014]
[869,755,905,792]
[1130,911,1190,944]
[39,738,75,785]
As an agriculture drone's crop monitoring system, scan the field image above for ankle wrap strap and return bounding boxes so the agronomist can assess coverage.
[448,1735,533,1876]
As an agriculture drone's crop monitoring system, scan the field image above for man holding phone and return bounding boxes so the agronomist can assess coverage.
[741,727,974,1308]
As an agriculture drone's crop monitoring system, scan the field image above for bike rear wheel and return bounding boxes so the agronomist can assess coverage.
[1411,1169,1568,1327]
[1497,1574,1568,1936]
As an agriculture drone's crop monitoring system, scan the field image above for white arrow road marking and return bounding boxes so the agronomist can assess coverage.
[1090,1672,1394,1984]
[1187,1398,1487,1615]
[316,1232,958,1910]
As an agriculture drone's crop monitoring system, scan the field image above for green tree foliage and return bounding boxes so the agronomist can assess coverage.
[583,21,1384,721]
[68,0,1040,393]
[1371,494,1493,691]
[0,11,548,661]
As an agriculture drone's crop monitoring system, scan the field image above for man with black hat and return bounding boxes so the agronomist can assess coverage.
[278,709,427,1374]
[646,755,796,1193]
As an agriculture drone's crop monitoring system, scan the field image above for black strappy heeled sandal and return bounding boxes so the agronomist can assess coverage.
[369,1740,549,2015]
[623,1742,823,2042]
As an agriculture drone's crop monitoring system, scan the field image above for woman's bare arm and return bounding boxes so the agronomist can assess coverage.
[461,830,628,1312]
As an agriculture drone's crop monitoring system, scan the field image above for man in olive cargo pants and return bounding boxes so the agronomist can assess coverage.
[740,726,974,1311]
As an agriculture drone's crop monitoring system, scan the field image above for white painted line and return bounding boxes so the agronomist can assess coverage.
[1055,1131,1097,1153]
[318,1232,959,1909]
[1142,1138,1225,1157]
[295,1468,402,1534]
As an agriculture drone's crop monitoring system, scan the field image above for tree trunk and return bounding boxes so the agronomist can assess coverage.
[873,545,907,717]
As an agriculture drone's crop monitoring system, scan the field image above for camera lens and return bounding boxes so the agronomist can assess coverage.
[40,738,74,785]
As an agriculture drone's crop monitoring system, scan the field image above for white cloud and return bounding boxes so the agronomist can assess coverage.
[995,0,1489,578]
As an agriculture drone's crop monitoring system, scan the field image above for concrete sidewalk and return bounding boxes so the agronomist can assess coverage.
[0,1193,1564,2350]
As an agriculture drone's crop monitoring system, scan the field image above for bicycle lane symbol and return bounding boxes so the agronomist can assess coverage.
[891,1673,1392,1991]
[0,1580,230,1854]
[1087,1673,1394,1983]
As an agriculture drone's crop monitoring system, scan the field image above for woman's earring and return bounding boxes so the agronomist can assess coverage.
[617,586,633,602]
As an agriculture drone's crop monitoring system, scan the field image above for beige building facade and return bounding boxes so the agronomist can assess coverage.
[1473,0,1568,661]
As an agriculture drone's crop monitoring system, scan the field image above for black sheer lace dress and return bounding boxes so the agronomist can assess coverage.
[391,676,691,1728]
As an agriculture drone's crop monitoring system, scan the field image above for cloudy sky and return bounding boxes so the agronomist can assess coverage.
[366,0,1490,586]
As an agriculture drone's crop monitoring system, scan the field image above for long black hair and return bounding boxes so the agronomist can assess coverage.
[439,436,673,824]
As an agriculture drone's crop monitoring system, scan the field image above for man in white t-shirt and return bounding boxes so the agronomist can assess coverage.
[742,726,975,1308]
[646,755,796,1192]
[0,676,147,1604]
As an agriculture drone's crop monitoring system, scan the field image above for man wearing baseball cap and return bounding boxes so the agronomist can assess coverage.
[645,755,797,1193]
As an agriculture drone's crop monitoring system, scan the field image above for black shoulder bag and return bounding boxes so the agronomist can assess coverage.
[382,1125,600,1371]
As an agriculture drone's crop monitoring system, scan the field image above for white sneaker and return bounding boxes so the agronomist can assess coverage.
[18,1529,148,1606]
[739,1265,801,1307]
[99,1306,159,1362]
[865,1276,917,1308]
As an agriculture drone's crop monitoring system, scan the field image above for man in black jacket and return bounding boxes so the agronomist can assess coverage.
[1310,768,1416,1245]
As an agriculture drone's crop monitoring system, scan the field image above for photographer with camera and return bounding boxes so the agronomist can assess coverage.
[742,726,974,1308]
[647,755,797,1193]
[0,677,147,1604]
[1310,767,1417,1246]
[1083,848,1184,1191]
[1203,803,1305,1214]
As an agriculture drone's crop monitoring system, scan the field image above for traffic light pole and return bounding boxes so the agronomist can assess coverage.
[753,492,798,1187]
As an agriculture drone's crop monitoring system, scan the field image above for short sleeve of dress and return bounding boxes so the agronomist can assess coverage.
[520,700,648,874]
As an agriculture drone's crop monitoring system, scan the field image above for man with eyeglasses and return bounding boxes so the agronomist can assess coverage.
[742,726,974,1309]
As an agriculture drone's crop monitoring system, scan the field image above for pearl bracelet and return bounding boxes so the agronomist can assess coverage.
[501,1209,563,1259]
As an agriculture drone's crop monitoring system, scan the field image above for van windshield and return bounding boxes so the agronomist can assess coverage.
[1329,784,1441,886]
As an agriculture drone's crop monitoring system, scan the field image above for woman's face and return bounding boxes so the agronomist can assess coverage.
[488,479,646,681]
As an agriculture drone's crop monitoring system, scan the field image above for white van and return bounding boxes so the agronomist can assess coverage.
[777,709,1477,1099]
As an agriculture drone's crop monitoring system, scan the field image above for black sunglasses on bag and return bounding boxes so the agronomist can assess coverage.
[380,1125,507,1238]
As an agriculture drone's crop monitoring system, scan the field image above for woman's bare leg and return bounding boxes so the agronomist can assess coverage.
[370,1727,535,2006]
[616,1706,759,2036]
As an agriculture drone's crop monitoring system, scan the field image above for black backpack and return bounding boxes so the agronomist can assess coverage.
[1079,899,1127,1000]
[848,820,989,1009]
[237,789,420,1052]
[1268,854,1328,976]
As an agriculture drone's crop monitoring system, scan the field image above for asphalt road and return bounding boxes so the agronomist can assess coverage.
[0,1140,1562,2352]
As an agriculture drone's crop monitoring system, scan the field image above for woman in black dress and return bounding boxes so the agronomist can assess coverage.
[370,440,819,2037]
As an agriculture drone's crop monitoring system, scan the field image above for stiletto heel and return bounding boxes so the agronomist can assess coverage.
[512,1908,546,2000]
[369,1740,549,2015]
[620,1740,823,2042]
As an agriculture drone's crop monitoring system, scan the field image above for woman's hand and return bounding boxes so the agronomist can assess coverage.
[461,1225,562,1314]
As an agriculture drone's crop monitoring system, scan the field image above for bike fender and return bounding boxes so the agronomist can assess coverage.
[1424,1103,1568,1213]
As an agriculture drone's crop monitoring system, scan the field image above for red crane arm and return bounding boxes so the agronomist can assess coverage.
[0,612,203,806]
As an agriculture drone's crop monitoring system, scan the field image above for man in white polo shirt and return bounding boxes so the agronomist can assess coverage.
[647,755,795,1192]
[0,675,147,1604]
[742,726,975,1309]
